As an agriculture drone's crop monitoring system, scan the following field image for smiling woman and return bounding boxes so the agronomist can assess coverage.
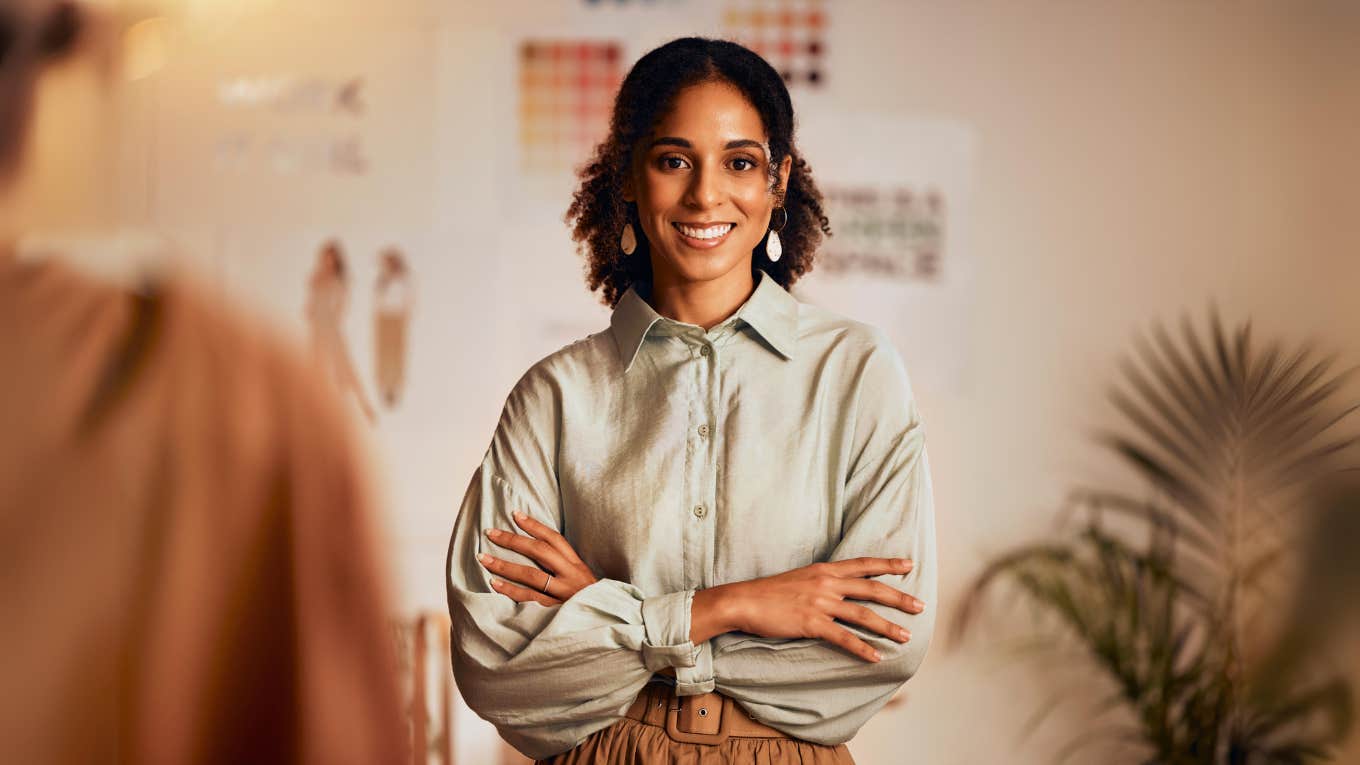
[567,36,830,309]
[447,37,936,765]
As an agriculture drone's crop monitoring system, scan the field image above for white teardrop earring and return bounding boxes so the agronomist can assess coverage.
[620,222,637,255]
[766,206,788,262]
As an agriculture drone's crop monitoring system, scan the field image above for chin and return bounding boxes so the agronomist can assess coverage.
[657,245,750,284]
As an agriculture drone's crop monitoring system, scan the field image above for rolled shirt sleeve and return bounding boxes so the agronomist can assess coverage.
[445,369,705,759]
[709,329,938,744]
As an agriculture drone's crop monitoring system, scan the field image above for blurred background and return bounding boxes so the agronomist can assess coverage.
[8,0,1359,762]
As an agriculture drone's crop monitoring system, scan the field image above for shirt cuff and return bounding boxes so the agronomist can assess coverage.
[675,641,714,696]
[640,590,715,694]
[640,590,699,669]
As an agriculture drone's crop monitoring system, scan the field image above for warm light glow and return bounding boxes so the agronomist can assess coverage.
[121,17,172,81]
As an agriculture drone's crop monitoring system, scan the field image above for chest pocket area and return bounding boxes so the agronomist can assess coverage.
[713,464,836,584]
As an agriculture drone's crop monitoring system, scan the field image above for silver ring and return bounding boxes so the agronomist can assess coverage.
[541,574,554,594]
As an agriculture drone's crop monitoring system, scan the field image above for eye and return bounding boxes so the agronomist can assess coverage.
[659,155,690,170]
[730,157,758,171]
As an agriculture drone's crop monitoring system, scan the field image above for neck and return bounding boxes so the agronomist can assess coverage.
[648,264,757,331]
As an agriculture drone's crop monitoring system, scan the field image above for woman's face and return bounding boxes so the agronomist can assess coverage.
[626,80,791,287]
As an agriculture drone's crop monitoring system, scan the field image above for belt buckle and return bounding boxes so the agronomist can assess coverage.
[664,695,731,746]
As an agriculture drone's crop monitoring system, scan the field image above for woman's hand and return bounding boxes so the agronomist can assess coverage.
[479,511,598,606]
[693,558,924,662]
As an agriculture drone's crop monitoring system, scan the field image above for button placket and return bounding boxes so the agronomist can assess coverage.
[685,333,718,601]
[680,334,711,590]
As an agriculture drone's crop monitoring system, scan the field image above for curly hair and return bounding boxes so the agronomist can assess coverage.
[566,37,831,308]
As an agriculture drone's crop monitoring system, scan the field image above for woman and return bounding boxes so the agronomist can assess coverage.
[446,37,936,764]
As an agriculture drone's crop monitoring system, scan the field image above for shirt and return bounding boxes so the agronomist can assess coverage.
[0,254,406,764]
[445,267,937,759]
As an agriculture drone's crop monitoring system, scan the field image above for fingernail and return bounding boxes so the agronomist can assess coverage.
[871,650,882,662]
[914,599,926,612]
[898,559,912,570]
[513,511,526,521]
[489,578,503,588]
[898,627,911,641]
[485,528,500,538]
[477,554,491,565]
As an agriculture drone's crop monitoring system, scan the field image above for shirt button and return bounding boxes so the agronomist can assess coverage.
[697,424,709,438]
[693,504,708,518]
[699,345,711,357]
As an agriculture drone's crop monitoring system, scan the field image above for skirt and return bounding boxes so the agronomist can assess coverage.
[537,683,856,765]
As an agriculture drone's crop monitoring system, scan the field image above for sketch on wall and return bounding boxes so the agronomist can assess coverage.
[305,240,377,423]
[374,247,415,409]
[213,74,370,176]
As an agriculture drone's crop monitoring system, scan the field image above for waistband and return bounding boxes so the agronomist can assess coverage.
[624,680,791,746]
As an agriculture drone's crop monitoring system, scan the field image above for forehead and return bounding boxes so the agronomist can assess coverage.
[650,80,767,145]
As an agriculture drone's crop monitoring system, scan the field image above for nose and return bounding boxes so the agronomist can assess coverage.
[683,163,721,210]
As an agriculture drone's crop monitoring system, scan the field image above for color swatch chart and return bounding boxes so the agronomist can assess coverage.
[518,40,623,173]
[819,186,946,282]
[723,0,828,87]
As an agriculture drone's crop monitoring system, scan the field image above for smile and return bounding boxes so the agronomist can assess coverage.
[672,222,735,248]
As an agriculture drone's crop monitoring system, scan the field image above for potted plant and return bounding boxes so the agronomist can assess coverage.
[953,310,1358,763]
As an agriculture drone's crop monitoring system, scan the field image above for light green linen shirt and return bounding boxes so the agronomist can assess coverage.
[446,267,936,758]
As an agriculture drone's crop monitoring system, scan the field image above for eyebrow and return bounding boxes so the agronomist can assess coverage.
[648,137,767,152]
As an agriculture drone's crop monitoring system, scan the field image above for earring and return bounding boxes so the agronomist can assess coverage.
[766,206,788,262]
[620,222,637,255]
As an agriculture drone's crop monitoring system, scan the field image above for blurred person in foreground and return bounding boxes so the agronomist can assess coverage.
[0,2,406,762]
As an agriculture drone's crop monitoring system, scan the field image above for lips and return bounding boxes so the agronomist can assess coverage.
[672,221,736,249]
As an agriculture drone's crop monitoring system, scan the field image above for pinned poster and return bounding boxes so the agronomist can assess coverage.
[722,0,829,87]
[793,114,978,394]
[517,40,624,174]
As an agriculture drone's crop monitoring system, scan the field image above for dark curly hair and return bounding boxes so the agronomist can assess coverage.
[566,37,831,308]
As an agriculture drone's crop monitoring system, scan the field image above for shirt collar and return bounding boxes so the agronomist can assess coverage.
[609,268,799,373]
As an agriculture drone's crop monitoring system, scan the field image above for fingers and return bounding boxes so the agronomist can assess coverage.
[489,577,560,607]
[837,578,926,615]
[824,556,914,579]
[810,619,882,663]
[827,600,912,644]
[485,526,571,574]
[512,511,585,565]
[479,553,552,593]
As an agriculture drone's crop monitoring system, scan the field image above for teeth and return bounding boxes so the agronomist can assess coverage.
[676,223,733,240]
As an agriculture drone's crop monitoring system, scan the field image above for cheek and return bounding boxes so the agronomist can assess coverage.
[638,169,684,207]
[734,185,773,221]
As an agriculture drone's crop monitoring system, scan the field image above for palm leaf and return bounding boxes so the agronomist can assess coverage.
[953,308,1358,762]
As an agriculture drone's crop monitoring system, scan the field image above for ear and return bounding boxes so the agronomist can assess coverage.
[775,154,793,203]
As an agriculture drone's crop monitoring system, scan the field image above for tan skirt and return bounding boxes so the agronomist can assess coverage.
[537,684,856,765]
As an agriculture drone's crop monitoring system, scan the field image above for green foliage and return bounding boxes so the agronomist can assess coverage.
[953,310,1357,763]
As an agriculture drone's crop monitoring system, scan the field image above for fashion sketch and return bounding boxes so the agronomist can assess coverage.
[305,240,376,423]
